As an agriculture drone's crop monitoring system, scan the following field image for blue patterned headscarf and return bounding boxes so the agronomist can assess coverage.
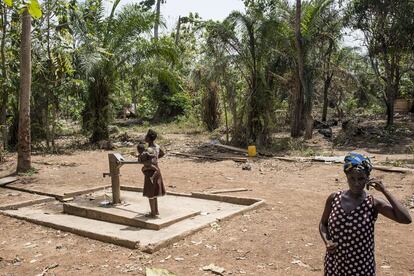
[344,152,372,175]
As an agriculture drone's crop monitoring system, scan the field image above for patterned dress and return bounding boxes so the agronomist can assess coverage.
[325,191,378,276]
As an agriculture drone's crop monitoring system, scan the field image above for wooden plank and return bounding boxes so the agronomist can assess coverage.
[0,176,18,186]
[273,156,311,162]
[208,188,250,194]
[312,156,344,163]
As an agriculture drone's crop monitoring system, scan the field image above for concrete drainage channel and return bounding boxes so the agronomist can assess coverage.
[0,185,265,253]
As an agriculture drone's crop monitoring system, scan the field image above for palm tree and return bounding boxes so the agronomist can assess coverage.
[206,9,286,146]
[75,0,156,142]
[289,0,334,138]
[154,0,166,39]
[0,2,9,150]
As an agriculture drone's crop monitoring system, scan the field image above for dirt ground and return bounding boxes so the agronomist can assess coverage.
[0,132,413,276]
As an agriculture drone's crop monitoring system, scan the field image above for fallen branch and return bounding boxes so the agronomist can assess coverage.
[273,156,413,174]
[36,263,59,276]
[373,166,413,174]
[169,152,247,163]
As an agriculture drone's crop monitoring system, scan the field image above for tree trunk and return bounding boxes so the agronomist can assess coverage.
[322,74,333,122]
[222,92,229,143]
[290,71,303,138]
[175,16,181,45]
[154,0,161,39]
[131,80,138,114]
[17,9,32,173]
[303,71,314,139]
[292,1,306,138]
[294,0,313,139]
[90,73,110,143]
[247,75,259,145]
[45,0,52,151]
[227,84,237,132]
[1,4,8,149]
[385,84,396,127]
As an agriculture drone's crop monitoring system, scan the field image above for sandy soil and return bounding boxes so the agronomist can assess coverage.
[0,134,413,276]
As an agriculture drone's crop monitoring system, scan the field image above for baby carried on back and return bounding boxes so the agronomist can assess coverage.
[137,143,160,184]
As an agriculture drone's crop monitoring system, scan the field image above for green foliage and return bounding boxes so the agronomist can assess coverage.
[201,82,220,131]
[149,68,190,121]
[27,0,42,18]
[347,0,414,125]
[3,0,12,7]
[2,0,414,153]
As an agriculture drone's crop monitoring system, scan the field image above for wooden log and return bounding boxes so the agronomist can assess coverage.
[169,152,247,163]
[211,143,277,157]
[212,143,247,154]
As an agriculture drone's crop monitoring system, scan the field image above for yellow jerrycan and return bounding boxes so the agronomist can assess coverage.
[247,145,257,157]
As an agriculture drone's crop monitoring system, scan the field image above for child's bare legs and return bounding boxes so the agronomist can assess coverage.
[155,198,159,215]
[147,199,157,217]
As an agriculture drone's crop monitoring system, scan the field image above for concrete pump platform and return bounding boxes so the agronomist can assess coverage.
[1,187,264,253]
[63,192,201,230]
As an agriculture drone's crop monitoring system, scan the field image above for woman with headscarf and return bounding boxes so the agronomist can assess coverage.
[319,152,412,276]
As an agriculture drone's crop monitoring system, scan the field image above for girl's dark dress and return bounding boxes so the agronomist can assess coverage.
[142,144,166,198]
[325,191,377,276]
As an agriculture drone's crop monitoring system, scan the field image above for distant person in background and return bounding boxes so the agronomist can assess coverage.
[319,152,411,276]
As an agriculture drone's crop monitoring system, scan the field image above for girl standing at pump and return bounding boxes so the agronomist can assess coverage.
[141,129,166,217]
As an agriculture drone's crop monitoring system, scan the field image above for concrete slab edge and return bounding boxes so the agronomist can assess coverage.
[0,177,18,187]
[143,199,266,253]
[63,203,161,230]
[2,185,110,201]
[63,186,112,198]
[0,197,55,210]
[142,221,213,253]
[121,186,195,198]
[0,211,140,249]
[190,192,262,206]
[120,186,263,205]
[1,186,62,200]
[216,200,266,222]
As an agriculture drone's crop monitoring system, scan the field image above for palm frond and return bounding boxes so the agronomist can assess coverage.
[110,4,155,49]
